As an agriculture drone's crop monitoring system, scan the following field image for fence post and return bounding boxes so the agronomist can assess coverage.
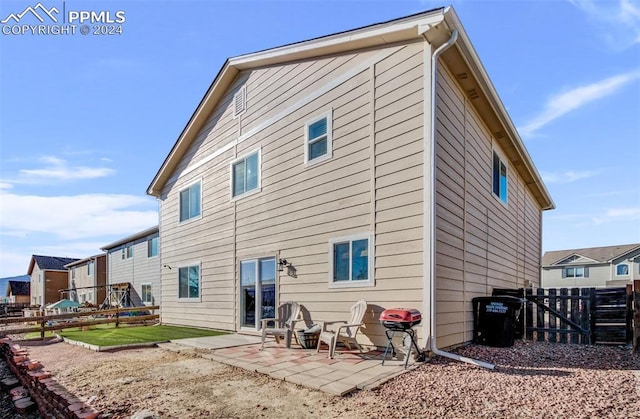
[536,288,545,342]
[115,308,120,328]
[634,280,640,352]
[570,288,580,344]
[525,288,533,341]
[590,288,597,344]
[40,311,45,340]
[548,288,557,343]
[580,288,591,344]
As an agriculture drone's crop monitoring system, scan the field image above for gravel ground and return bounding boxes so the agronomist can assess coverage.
[10,340,640,418]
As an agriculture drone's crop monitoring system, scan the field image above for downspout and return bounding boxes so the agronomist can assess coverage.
[424,28,495,370]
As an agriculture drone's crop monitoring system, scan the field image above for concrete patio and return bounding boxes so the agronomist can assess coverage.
[159,334,422,396]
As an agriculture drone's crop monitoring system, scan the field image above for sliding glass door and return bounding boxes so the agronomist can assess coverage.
[240,257,276,329]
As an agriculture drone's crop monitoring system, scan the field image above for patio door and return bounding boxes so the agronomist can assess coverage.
[240,257,276,330]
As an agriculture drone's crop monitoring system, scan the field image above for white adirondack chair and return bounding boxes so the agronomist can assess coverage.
[316,299,367,358]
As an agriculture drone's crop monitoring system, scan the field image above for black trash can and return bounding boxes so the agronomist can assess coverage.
[472,296,524,347]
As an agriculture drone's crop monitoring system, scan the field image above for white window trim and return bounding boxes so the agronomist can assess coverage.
[233,85,246,119]
[141,282,153,305]
[147,236,159,259]
[491,146,508,207]
[178,177,203,224]
[304,109,333,167]
[177,261,202,302]
[87,261,94,277]
[615,263,630,277]
[328,232,375,288]
[230,148,262,201]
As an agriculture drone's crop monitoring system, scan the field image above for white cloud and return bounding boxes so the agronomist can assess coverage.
[0,192,158,240]
[16,156,115,183]
[520,71,640,137]
[0,182,13,189]
[569,0,640,49]
[540,169,602,184]
[592,207,640,224]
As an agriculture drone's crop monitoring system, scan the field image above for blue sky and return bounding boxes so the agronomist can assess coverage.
[0,0,638,278]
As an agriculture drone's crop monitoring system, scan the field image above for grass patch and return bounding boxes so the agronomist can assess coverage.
[58,325,227,347]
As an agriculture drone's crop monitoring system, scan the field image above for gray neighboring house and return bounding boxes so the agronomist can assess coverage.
[100,226,160,307]
[542,243,640,289]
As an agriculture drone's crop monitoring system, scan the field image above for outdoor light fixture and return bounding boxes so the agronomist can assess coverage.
[162,264,172,270]
[278,259,291,272]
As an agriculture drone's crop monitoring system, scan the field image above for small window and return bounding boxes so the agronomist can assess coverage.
[71,267,76,279]
[178,264,200,299]
[233,85,246,118]
[147,236,158,258]
[492,151,508,204]
[179,180,202,222]
[563,266,587,278]
[616,263,629,276]
[87,261,94,276]
[328,233,374,287]
[304,110,333,165]
[231,150,260,198]
[121,244,133,260]
[141,284,153,304]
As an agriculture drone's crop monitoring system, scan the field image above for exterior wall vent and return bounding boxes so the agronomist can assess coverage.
[456,72,468,80]
[233,85,246,118]
[467,88,480,100]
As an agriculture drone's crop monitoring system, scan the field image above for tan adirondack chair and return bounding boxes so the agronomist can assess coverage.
[260,301,301,350]
[316,299,367,358]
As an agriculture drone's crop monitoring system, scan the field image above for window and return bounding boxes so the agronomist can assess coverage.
[231,150,260,198]
[71,267,76,279]
[147,236,158,258]
[329,233,374,286]
[141,284,153,304]
[616,263,629,276]
[179,181,201,222]
[178,264,200,299]
[492,151,508,204]
[233,85,246,118]
[121,244,133,260]
[87,261,94,276]
[562,266,588,278]
[304,111,333,165]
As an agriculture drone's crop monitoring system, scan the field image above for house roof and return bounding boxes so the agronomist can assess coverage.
[100,225,159,251]
[146,6,554,211]
[27,255,80,275]
[7,280,30,296]
[64,253,106,268]
[542,243,640,267]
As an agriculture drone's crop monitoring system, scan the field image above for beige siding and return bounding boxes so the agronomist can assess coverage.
[159,41,426,345]
[434,63,544,348]
[30,267,67,307]
[106,232,161,307]
[68,255,107,305]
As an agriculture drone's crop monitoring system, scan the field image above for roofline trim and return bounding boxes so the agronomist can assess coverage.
[100,226,159,251]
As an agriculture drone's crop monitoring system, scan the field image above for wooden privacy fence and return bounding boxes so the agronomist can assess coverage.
[0,306,159,339]
[521,287,629,345]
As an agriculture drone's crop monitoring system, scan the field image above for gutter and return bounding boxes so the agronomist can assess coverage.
[423,27,495,370]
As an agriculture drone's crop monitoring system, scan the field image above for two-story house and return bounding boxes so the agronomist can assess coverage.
[64,254,107,306]
[146,7,554,349]
[27,255,79,307]
[100,226,161,307]
[542,244,640,288]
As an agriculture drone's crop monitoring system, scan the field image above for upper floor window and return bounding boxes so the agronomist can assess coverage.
[562,266,588,278]
[87,261,94,276]
[147,236,158,258]
[616,263,629,276]
[178,264,200,300]
[492,151,508,204]
[122,244,133,260]
[304,110,333,165]
[180,180,202,222]
[328,233,374,287]
[231,150,260,198]
[71,267,76,279]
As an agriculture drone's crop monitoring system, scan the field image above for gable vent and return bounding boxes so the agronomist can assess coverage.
[467,88,480,100]
[233,86,246,118]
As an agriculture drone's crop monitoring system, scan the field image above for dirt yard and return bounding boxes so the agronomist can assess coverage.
[15,340,640,418]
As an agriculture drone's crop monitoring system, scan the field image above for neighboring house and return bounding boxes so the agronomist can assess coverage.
[146,7,554,349]
[64,254,107,306]
[6,281,30,304]
[100,226,160,307]
[27,255,80,307]
[542,244,640,289]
